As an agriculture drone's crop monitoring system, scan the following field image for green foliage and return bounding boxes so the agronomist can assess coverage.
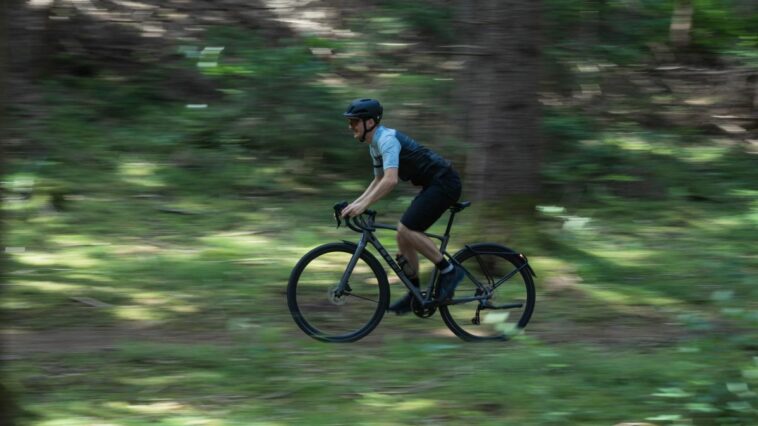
[691,0,758,54]
[543,0,758,97]
[186,28,355,164]
[378,0,455,42]
[544,0,675,64]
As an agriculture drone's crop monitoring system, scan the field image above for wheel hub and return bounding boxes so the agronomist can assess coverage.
[327,285,347,305]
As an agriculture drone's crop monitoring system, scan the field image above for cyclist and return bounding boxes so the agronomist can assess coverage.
[340,98,464,314]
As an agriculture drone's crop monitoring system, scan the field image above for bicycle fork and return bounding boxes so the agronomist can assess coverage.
[334,234,369,297]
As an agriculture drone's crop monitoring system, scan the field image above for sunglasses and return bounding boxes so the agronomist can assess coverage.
[348,118,361,126]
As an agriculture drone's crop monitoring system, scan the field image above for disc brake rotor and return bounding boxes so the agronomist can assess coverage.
[327,285,347,305]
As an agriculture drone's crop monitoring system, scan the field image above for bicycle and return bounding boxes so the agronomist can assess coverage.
[287,201,536,342]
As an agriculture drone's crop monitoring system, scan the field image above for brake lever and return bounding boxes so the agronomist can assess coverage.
[333,201,348,228]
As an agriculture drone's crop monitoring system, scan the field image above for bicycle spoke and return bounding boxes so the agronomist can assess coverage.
[289,245,386,341]
[493,265,525,289]
[346,293,379,304]
[473,253,495,286]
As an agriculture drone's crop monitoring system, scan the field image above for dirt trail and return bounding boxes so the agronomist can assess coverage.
[2,315,690,358]
[2,326,234,359]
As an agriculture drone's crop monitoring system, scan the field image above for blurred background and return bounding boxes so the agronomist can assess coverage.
[1,0,757,425]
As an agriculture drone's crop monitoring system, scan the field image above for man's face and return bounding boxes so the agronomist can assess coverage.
[348,118,362,140]
[347,118,374,141]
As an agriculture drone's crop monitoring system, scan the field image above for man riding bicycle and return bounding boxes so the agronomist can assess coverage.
[339,98,464,314]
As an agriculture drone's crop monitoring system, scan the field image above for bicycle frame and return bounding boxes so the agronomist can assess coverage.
[336,209,495,307]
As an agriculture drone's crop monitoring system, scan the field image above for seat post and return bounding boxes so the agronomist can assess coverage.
[443,210,457,237]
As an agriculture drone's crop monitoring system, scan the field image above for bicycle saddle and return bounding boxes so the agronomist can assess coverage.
[450,201,471,213]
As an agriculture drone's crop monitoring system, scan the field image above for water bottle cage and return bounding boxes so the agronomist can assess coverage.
[395,254,416,278]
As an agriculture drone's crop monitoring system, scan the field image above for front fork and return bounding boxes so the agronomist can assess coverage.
[335,233,369,296]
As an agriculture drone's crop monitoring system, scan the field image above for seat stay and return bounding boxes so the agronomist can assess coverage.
[493,262,531,290]
[448,253,491,292]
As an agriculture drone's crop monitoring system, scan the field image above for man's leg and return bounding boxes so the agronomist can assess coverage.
[397,223,463,303]
[389,223,462,313]
[390,177,464,312]
[397,223,442,268]
[388,227,423,314]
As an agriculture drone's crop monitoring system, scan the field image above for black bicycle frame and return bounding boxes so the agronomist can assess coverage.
[336,209,495,307]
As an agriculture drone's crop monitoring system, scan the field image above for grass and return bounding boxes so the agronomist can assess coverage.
[4,136,757,424]
[5,334,758,425]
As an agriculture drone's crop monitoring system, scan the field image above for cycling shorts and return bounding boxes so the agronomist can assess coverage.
[400,168,462,232]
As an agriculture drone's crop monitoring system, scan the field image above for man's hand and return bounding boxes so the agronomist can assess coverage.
[341,200,368,218]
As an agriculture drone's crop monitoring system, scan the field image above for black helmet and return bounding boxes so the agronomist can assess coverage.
[343,98,383,122]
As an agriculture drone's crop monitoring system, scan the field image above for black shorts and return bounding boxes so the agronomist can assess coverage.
[401,168,462,232]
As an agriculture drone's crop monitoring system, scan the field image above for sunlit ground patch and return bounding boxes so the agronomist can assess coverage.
[14,249,103,268]
[577,283,682,307]
[9,280,86,293]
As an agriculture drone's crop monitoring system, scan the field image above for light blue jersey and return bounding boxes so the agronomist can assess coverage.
[369,126,400,177]
[367,125,451,187]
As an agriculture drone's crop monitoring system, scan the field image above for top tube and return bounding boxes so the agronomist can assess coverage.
[332,201,456,241]
[372,222,445,241]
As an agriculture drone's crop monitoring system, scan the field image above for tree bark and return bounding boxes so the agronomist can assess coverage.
[1,4,23,425]
[458,1,542,203]
[670,0,693,50]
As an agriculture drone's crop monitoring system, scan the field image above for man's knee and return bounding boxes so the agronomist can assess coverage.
[397,222,413,237]
[397,223,412,244]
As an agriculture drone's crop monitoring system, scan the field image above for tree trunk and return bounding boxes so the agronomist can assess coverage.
[670,0,693,50]
[458,1,542,202]
[1,3,24,424]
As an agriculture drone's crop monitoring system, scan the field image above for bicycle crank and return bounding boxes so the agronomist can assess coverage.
[411,292,436,318]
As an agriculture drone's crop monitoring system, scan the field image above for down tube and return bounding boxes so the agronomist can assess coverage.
[368,234,427,301]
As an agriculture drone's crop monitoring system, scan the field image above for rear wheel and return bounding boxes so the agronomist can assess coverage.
[439,244,535,341]
[287,243,389,342]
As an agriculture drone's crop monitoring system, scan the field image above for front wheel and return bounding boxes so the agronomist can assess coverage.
[287,242,389,342]
[439,244,536,341]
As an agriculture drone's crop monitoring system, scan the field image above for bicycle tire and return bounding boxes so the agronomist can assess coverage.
[287,242,390,342]
[439,243,536,341]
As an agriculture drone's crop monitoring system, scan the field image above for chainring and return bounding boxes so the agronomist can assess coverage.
[411,292,436,318]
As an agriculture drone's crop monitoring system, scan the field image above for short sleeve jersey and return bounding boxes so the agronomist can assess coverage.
[369,126,451,187]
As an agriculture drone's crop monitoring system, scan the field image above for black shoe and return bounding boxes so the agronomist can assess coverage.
[437,265,464,303]
[388,292,414,315]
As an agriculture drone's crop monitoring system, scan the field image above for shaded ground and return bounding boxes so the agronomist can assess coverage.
[2,326,234,359]
[2,305,694,357]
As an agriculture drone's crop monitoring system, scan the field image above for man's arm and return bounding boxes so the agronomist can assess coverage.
[354,176,382,205]
[342,168,398,217]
